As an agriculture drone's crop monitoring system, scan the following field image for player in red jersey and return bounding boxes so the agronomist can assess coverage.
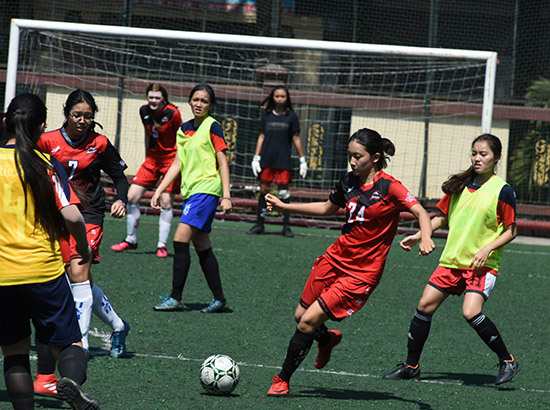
[111,83,182,258]
[35,89,131,396]
[265,128,435,396]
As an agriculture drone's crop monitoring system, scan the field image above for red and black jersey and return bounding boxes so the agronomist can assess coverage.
[38,128,128,226]
[325,170,419,285]
[140,103,181,158]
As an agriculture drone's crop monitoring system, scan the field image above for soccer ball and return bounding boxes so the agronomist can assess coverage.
[199,354,240,395]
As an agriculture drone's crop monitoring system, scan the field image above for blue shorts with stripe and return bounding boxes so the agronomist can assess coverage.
[180,193,219,233]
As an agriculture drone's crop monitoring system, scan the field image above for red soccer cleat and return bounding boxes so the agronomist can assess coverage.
[34,373,58,397]
[110,240,138,252]
[315,329,342,369]
[267,374,289,396]
[156,246,168,258]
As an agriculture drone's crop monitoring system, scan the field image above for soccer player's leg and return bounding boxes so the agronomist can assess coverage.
[248,174,272,235]
[384,271,451,380]
[92,284,130,358]
[462,272,520,385]
[112,184,147,252]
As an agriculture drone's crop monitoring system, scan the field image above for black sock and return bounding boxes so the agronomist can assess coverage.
[257,195,266,225]
[36,338,57,374]
[4,354,33,409]
[279,329,314,382]
[314,324,330,347]
[197,247,225,302]
[406,309,432,366]
[57,345,88,385]
[170,241,190,301]
[468,313,511,361]
[281,197,290,226]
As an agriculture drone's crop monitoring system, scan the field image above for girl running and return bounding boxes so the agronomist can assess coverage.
[265,128,435,396]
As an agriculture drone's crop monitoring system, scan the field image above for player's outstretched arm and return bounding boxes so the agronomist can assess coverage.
[409,203,435,256]
[400,209,447,254]
[265,193,339,217]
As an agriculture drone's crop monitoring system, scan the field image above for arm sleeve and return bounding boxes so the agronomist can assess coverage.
[389,180,420,210]
[51,158,79,209]
[328,176,347,208]
[209,121,228,153]
[497,185,516,226]
[290,111,300,135]
[436,194,452,216]
[101,140,129,204]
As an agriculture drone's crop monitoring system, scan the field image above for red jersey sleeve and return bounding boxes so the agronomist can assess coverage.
[389,180,420,210]
[209,121,228,153]
[436,194,452,216]
[497,185,516,226]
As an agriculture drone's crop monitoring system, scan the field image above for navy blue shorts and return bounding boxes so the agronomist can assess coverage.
[180,193,219,233]
[0,274,82,346]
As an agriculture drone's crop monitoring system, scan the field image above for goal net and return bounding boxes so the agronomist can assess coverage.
[6,19,498,222]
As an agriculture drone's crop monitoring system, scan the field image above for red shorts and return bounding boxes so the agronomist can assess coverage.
[133,155,180,194]
[60,223,103,264]
[300,255,376,321]
[428,266,498,300]
[259,168,292,185]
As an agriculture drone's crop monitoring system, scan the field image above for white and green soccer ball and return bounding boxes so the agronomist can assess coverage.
[199,354,240,395]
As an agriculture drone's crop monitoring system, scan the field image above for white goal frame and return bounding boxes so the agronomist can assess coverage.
[6,18,497,132]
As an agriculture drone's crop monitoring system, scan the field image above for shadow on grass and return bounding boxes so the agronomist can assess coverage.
[0,390,66,409]
[425,371,495,386]
[421,372,518,390]
[298,387,434,408]
[183,303,234,313]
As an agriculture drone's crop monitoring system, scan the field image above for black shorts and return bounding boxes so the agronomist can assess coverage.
[0,274,82,346]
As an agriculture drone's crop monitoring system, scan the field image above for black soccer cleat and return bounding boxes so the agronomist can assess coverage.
[383,363,421,380]
[247,224,264,235]
[56,377,100,409]
[495,355,520,385]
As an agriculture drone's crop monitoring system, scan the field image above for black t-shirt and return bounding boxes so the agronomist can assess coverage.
[259,109,300,170]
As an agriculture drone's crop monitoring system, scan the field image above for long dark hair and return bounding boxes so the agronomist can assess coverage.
[441,133,502,194]
[4,93,67,246]
[260,86,293,114]
[189,83,217,106]
[63,89,102,131]
[349,128,395,171]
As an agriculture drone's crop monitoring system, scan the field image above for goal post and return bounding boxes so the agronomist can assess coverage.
[5,18,499,202]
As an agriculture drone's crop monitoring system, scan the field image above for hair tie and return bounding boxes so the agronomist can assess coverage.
[14,109,24,114]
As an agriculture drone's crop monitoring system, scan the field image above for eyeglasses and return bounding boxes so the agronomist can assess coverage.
[69,112,94,122]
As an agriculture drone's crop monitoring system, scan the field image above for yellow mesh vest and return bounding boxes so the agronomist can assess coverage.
[177,116,223,200]
[439,175,507,270]
[0,149,65,285]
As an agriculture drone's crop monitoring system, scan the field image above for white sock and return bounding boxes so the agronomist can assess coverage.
[158,208,173,248]
[92,284,124,332]
[70,280,93,350]
[125,204,141,244]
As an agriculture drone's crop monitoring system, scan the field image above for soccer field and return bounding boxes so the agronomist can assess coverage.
[15,215,550,409]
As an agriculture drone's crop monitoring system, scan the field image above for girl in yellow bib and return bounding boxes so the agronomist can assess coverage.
[384,134,520,386]
[152,84,232,313]
[0,94,99,409]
